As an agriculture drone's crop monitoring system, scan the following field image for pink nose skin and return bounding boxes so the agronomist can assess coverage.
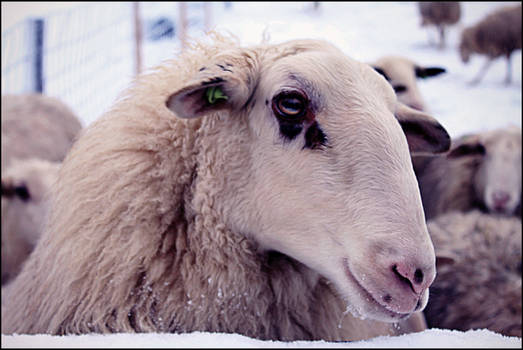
[491,190,511,211]
[392,261,433,296]
[346,257,436,314]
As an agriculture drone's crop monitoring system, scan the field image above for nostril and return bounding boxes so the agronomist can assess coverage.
[392,263,426,295]
[414,268,424,284]
[392,264,412,289]
[383,294,392,303]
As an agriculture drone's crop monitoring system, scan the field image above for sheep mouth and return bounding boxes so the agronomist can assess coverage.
[342,258,411,320]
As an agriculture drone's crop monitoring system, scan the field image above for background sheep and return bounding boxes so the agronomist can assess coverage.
[1,158,61,285]
[1,35,451,340]
[418,2,461,49]
[371,55,446,111]
[459,4,522,85]
[1,94,83,171]
[424,209,522,337]
[415,126,521,220]
[1,94,82,286]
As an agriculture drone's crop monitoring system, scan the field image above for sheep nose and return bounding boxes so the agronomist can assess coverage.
[391,262,434,295]
[492,190,511,210]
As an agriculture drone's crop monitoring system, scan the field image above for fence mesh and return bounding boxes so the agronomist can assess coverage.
[1,2,210,127]
[2,19,40,94]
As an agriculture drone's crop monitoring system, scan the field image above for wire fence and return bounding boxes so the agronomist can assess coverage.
[1,2,213,127]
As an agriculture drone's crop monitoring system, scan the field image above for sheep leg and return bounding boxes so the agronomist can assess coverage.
[504,55,512,85]
[469,58,493,85]
[438,26,445,49]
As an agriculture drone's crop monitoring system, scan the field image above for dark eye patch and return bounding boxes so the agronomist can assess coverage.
[393,84,407,93]
[271,86,327,150]
[278,122,303,141]
[15,185,31,201]
[304,121,328,150]
[1,182,31,202]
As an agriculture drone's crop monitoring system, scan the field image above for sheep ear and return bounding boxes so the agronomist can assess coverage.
[447,136,486,159]
[166,62,255,119]
[415,66,446,79]
[372,66,389,81]
[435,254,456,268]
[394,102,450,155]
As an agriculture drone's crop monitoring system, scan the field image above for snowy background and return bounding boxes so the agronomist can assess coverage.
[212,1,522,140]
[2,1,521,137]
[1,1,521,348]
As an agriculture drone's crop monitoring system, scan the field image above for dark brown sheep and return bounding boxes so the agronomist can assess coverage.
[459,4,522,85]
[418,2,461,49]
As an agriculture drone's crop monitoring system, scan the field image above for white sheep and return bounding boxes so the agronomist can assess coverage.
[1,35,451,340]
[424,209,521,337]
[1,94,82,286]
[415,126,521,220]
[418,2,461,49]
[371,55,446,111]
[459,4,522,85]
[1,94,83,171]
[1,158,61,285]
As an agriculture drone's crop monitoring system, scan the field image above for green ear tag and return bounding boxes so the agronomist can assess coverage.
[206,86,228,104]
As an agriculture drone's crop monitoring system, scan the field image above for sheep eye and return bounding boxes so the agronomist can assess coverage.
[272,90,308,120]
[393,84,407,93]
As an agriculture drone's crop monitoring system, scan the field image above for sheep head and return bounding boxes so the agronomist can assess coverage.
[1,159,60,284]
[448,127,522,216]
[371,56,446,111]
[166,39,450,323]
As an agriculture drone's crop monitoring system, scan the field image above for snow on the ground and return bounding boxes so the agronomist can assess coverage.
[1,329,521,348]
[1,2,521,348]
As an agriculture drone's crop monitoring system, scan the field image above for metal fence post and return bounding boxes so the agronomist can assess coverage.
[32,18,44,92]
[179,2,187,50]
[133,2,143,76]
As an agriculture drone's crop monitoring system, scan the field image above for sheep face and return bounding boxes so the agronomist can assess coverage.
[448,127,522,215]
[474,129,522,215]
[371,56,446,111]
[167,39,450,322]
[1,159,60,284]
